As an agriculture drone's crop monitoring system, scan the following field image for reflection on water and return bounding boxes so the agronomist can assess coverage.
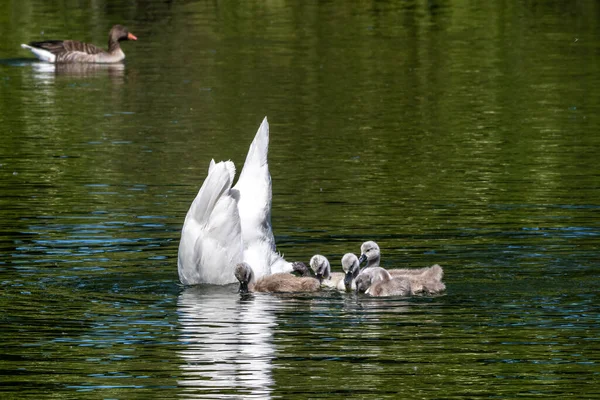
[30,62,125,83]
[1,0,599,398]
[177,286,276,398]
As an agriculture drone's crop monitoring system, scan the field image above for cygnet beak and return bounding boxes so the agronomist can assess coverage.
[344,272,354,290]
[358,254,367,265]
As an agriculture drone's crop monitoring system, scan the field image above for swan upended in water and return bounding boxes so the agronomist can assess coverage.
[177,117,293,285]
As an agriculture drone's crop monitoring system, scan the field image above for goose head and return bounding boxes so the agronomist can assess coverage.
[359,240,380,267]
[234,262,255,293]
[309,255,330,283]
[109,25,137,43]
[341,253,360,290]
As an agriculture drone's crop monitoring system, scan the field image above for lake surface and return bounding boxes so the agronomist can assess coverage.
[1,1,599,398]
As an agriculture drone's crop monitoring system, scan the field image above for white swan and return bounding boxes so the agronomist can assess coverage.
[177,117,293,285]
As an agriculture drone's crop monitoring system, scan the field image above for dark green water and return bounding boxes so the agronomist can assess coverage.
[1,1,599,398]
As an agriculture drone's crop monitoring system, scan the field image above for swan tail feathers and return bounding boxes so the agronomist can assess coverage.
[186,160,235,225]
[237,117,269,182]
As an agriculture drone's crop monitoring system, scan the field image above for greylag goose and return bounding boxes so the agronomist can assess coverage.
[355,267,412,297]
[358,241,446,294]
[21,24,137,63]
[235,262,320,293]
[309,255,345,289]
[177,118,294,285]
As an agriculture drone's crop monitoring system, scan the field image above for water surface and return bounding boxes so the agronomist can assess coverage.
[1,1,599,398]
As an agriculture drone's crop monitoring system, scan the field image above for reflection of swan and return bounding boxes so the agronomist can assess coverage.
[178,118,293,285]
[21,25,137,63]
[177,286,275,398]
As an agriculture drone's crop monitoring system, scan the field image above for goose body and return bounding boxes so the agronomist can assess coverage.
[358,241,446,294]
[177,117,293,285]
[355,267,412,297]
[21,25,137,63]
[235,262,320,293]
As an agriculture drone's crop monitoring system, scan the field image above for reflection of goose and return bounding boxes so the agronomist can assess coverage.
[310,255,345,289]
[178,118,293,285]
[177,286,275,398]
[356,267,412,297]
[21,25,137,63]
[358,241,446,294]
[31,62,125,81]
[235,262,320,293]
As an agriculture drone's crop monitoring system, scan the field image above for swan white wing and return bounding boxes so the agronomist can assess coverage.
[178,161,243,285]
[269,253,294,275]
[233,117,274,247]
[233,117,293,276]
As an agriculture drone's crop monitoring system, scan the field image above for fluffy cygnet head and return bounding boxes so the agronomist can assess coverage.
[355,273,373,294]
[359,240,381,267]
[355,267,391,294]
[234,262,255,293]
[291,261,312,277]
[309,255,330,282]
[341,253,360,289]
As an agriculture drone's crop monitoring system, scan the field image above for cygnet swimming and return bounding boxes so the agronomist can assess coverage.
[234,262,321,293]
[291,261,313,277]
[395,264,446,294]
[341,253,360,291]
[310,255,345,289]
[358,241,446,294]
[355,267,412,297]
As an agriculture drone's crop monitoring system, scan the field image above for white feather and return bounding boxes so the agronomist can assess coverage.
[21,44,56,63]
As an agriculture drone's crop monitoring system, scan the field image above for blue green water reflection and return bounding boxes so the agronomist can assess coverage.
[1,0,599,398]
